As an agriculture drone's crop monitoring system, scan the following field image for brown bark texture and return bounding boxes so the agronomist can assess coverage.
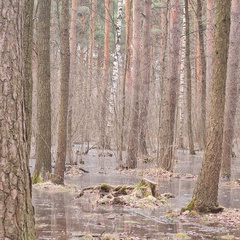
[127,0,142,169]
[34,0,52,181]
[139,0,152,156]
[53,0,70,185]
[192,0,231,213]
[221,0,240,179]
[185,0,195,155]
[159,0,181,171]
[0,1,35,239]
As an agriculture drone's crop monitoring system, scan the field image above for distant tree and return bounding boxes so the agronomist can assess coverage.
[23,0,34,158]
[33,0,52,183]
[159,0,181,171]
[221,0,240,179]
[186,0,231,213]
[185,0,195,155]
[67,0,78,165]
[127,0,141,169]
[100,0,111,149]
[0,1,35,238]
[139,0,152,156]
[52,0,70,185]
[197,0,207,147]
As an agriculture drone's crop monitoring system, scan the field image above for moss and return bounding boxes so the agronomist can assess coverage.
[181,198,195,212]
[99,183,112,192]
[32,174,43,184]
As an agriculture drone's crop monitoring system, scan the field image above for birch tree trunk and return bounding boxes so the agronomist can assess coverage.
[221,0,240,179]
[108,0,123,149]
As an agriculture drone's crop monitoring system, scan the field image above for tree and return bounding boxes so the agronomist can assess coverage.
[221,0,240,179]
[185,0,195,155]
[197,0,207,147]
[0,1,35,238]
[33,0,52,183]
[100,0,111,149]
[67,0,77,165]
[186,0,231,213]
[23,0,34,158]
[139,0,152,156]
[159,0,181,171]
[52,0,70,185]
[126,0,142,169]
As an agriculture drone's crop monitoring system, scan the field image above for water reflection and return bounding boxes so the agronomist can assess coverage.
[33,150,240,239]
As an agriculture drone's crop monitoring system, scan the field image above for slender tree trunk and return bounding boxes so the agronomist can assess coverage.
[221,0,240,179]
[127,0,141,169]
[67,0,77,165]
[0,1,35,238]
[139,0,152,156]
[188,0,231,213]
[23,0,34,159]
[34,0,52,183]
[100,0,111,149]
[185,0,195,155]
[197,0,207,147]
[159,0,181,171]
[53,0,70,185]
[118,0,132,165]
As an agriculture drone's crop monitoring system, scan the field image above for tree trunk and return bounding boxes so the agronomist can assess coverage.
[185,0,195,155]
[221,0,240,179]
[53,0,70,185]
[139,0,152,156]
[67,0,77,165]
[0,1,35,238]
[100,0,111,149]
[23,0,34,159]
[127,0,142,169]
[197,0,207,147]
[34,0,52,183]
[159,0,181,171]
[189,0,231,213]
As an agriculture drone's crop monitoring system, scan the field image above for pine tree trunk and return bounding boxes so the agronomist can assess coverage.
[34,0,52,182]
[53,0,70,185]
[221,0,240,179]
[190,0,231,213]
[139,0,152,156]
[23,0,34,159]
[127,0,141,169]
[0,1,35,238]
[185,0,195,155]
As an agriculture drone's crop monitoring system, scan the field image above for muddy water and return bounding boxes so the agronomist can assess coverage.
[32,150,240,239]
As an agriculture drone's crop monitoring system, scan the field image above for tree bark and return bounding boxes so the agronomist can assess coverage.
[159,0,181,171]
[221,0,240,179]
[127,0,142,169]
[53,0,70,185]
[185,0,195,155]
[189,0,231,213]
[23,0,34,159]
[34,0,52,183]
[0,1,35,238]
[139,0,152,156]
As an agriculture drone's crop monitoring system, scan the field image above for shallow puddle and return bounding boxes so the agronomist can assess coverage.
[32,150,240,239]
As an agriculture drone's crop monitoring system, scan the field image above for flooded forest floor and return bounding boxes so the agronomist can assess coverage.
[31,149,240,240]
